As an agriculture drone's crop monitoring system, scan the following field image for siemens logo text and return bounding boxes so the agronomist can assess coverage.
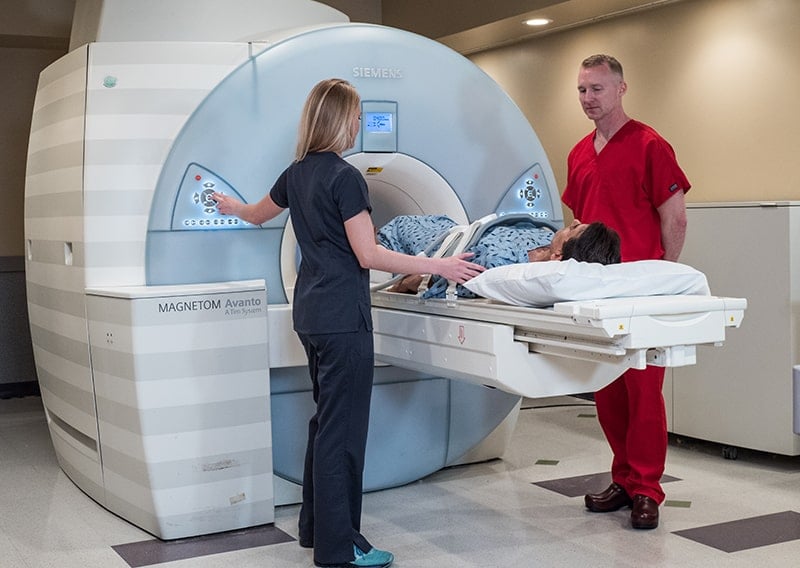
[353,67,403,79]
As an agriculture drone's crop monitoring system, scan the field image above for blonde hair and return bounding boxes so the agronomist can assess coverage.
[295,78,361,161]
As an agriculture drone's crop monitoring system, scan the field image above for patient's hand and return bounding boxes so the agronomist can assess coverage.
[388,274,424,294]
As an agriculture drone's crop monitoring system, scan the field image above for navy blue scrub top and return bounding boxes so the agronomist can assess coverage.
[270,152,373,334]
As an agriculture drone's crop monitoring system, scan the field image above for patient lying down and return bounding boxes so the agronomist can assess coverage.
[376,215,620,298]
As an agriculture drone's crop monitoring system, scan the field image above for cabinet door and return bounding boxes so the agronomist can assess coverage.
[671,205,800,455]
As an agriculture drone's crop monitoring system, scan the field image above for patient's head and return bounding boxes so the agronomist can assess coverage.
[561,222,621,264]
[548,219,587,257]
[528,219,620,264]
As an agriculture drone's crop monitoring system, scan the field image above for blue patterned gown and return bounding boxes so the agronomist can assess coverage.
[377,215,554,298]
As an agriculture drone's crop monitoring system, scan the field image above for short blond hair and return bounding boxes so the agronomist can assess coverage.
[295,78,360,161]
[581,54,624,80]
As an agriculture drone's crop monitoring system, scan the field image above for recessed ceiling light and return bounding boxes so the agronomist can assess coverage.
[524,18,552,27]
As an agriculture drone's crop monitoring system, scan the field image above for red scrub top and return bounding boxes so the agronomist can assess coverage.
[562,119,690,261]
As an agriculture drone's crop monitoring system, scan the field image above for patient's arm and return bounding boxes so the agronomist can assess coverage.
[390,244,549,295]
[346,211,484,283]
[527,246,552,262]
[388,274,425,294]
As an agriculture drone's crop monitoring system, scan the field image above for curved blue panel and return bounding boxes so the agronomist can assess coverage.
[270,366,520,491]
[146,24,561,292]
[144,24,542,491]
[446,382,521,464]
[171,163,261,231]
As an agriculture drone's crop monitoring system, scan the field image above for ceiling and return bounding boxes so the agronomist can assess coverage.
[1,0,680,55]
[380,0,682,54]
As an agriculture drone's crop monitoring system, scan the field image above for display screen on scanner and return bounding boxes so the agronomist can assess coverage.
[364,112,393,133]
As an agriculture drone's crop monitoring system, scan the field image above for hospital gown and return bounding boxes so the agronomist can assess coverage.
[377,215,554,298]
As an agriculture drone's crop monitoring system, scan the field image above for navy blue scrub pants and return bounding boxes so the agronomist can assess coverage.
[297,326,375,566]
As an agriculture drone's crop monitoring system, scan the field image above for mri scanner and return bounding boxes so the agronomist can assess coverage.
[24,0,745,541]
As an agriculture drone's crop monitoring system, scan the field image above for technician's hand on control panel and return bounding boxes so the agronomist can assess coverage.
[211,192,242,217]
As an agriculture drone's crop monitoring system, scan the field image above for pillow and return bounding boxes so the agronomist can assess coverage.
[463,259,711,307]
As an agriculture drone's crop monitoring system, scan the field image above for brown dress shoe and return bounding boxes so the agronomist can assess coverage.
[631,494,659,529]
[584,482,633,512]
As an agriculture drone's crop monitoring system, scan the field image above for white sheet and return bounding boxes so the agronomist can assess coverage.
[463,259,710,307]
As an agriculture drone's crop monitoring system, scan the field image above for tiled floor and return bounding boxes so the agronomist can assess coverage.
[2,394,800,567]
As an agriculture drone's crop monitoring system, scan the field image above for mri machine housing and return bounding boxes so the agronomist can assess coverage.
[25,20,564,539]
[143,25,565,497]
[24,5,746,540]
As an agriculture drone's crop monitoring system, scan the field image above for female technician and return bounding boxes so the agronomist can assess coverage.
[213,78,483,568]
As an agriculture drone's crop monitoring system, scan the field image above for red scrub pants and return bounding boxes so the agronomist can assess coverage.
[594,365,668,504]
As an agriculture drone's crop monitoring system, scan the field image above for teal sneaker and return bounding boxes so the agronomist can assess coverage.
[352,544,393,568]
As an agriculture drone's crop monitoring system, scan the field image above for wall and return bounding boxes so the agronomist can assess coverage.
[469,0,800,206]
[0,0,72,395]
[0,0,72,257]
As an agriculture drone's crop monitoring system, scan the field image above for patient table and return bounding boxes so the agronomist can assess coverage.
[371,213,745,398]
[372,292,746,398]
